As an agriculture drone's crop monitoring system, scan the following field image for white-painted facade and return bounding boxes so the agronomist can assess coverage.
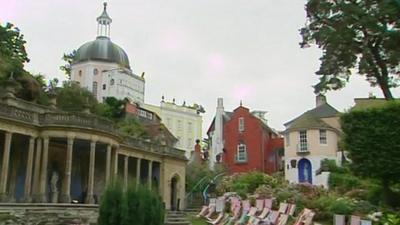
[209,98,225,169]
[283,95,342,188]
[143,101,203,159]
[71,62,145,103]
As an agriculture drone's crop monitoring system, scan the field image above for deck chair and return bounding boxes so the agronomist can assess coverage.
[242,200,251,211]
[205,205,217,219]
[207,212,225,225]
[350,216,361,225]
[256,199,264,212]
[277,214,289,225]
[286,204,296,216]
[303,211,315,225]
[293,208,312,225]
[247,207,258,217]
[197,205,209,217]
[334,214,345,225]
[278,203,289,214]
[262,210,280,225]
[360,220,372,225]
[235,209,249,225]
[257,207,270,219]
[264,198,273,209]
[216,197,226,213]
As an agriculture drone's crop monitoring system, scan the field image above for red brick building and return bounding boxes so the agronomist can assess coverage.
[207,100,283,174]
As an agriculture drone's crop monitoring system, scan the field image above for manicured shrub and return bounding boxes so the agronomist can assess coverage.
[99,181,165,225]
[98,181,123,225]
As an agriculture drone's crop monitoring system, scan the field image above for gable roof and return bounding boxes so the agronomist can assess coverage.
[284,103,340,132]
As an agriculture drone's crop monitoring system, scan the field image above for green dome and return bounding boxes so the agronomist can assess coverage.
[73,36,130,69]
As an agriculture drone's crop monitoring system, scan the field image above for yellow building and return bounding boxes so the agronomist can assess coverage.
[0,91,186,210]
[144,98,203,160]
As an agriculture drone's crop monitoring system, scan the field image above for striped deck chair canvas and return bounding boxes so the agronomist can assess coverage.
[264,198,273,209]
[216,197,225,212]
[350,216,361,225]
[287,204,296,216]
[278,203,289,214]
[360,220,372,225]
[242,200,251,211]
[334,215,345,225]
[256,199,264,212]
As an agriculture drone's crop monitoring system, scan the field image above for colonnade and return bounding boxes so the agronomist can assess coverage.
[0,131,160,204]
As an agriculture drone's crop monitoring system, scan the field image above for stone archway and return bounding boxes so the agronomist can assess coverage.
[298,158,312,184]
[170,174,180,211]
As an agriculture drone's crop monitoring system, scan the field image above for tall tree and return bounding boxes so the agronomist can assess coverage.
[60,50,76,79]
[0,22,29,79]
[300,0,400,100]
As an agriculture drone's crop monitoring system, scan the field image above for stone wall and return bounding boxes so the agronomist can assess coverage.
[0,204,98,225]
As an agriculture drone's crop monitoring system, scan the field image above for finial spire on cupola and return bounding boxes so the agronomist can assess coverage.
[96,2,112,38]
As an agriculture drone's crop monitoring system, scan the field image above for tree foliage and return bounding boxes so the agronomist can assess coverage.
[341,101,400,205]
[56,81,98,112]
[300,0,400,99]
[118,118,149,139]
[95,97,126,120]
[0,22,29,78]
[59,50,76,79]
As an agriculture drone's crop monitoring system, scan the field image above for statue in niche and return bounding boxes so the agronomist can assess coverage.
[50,170,59,203]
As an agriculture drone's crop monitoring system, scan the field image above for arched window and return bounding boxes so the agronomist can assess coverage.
[93,68,99,75]
[236,143,247,163]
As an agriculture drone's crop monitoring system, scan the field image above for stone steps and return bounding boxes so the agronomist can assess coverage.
[165,211,191,225]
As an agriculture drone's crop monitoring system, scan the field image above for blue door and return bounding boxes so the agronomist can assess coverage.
[298,158,312,184]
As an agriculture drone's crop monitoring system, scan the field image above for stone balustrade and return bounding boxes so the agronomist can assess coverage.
[0,102,186,159]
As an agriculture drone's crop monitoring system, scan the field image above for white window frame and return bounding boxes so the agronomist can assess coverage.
[238,117,245,132]
[92,81,98,98]
[299,130,308,151]
[236,143,247,163]
[319,129,327,145]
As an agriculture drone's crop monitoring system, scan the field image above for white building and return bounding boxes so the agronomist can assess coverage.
[283,94,343,188]
[70,3,145,104]
[143,98,204,159]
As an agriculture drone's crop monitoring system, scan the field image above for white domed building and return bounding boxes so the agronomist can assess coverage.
[71,3,145,104]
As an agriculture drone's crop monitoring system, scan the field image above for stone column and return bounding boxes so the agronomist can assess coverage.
[32,138,42,202]
[136,158,141,188]
[105,144,112,184]
[24,137,35,202]
[124,156,129,188]
[112,147,118,177]
[0,132,12,201]
[85,140,96,204]
[148,160,153,189]
[61,137,74,203]
[39,137,49,203]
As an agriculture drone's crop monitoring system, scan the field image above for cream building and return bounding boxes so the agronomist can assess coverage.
[283,95,343,188]
[70,3,145,104]
[143,98,203,160]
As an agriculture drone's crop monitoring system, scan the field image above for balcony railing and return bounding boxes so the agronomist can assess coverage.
[297,143,309,153]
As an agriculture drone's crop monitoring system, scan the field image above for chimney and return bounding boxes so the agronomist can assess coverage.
[316,94,327,107]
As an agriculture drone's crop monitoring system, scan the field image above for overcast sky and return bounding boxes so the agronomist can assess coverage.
[1,0,399,133]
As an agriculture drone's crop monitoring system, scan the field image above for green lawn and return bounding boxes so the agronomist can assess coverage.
[187,215,208,225]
